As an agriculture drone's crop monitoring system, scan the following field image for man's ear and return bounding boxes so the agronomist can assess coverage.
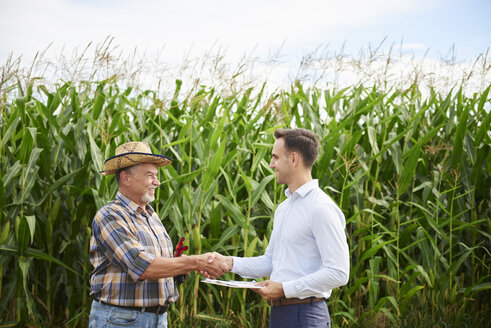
[120,170,131,185]
[291,152,300,168]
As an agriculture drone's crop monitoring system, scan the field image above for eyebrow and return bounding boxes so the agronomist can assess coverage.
[145,171,158,175]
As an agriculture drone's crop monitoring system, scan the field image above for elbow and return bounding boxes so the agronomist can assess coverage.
[339,270,349,286]
[137,257,160,281]
[138,268,152,281]
[329,267,349,288]
[138,272,148,281]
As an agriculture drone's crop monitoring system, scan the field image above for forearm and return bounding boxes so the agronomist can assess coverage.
[282,267,349,298]
[139,256,198,280]
[231,254,273,278]
[140,252,229,280]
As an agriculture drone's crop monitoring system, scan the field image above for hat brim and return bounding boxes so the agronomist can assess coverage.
[100,152,173,175]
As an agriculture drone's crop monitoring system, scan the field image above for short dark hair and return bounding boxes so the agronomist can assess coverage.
[274,128,319,168]
[115,165,136,185]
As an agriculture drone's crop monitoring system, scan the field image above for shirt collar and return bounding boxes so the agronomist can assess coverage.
[285,179,318,199]
[116,191,155,216]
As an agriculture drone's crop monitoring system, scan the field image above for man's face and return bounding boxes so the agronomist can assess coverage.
[126,163,160,205]
[269,138,292,185]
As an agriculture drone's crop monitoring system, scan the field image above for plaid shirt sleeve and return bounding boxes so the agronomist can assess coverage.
[92,208,155,281]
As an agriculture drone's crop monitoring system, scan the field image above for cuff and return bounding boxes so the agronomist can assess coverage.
[128,252,155,281]
[281,280,298,298]
[230,256,242,273]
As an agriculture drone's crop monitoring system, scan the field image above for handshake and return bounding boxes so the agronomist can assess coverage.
[187,252,284,301]
[190,252,233,280]
[172,238,232,283]
[177,252,284,301]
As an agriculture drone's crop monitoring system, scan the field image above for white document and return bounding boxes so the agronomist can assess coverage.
[202,278,264,288]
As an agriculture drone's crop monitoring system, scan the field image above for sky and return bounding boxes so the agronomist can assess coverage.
[0,0,490,89]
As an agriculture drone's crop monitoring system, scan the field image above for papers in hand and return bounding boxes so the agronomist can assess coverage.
[202,278,264,288]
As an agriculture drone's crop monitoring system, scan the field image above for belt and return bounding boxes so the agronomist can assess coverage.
[97,300,169,314]
[268,297,325,307]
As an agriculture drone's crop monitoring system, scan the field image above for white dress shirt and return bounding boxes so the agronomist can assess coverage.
[231,179,350,299]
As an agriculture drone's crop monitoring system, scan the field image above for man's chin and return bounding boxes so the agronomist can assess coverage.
[142,193,155,204]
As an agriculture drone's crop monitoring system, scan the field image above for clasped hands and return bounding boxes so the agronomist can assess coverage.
[194,252,233,279]
[196,252,285,301]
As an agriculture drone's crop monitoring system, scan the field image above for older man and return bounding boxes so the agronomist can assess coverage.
[214,129,350,328]
[89,142,226,328]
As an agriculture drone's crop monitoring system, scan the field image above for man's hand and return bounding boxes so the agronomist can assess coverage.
[250,280,285,301]
[193,253,228,279]
[199,252,233,278]
[213,252,233,271]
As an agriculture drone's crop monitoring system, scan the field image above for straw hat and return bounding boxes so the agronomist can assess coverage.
[100,141,172,176]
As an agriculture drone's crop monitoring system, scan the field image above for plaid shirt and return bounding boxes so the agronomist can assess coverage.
[89,192,179,306]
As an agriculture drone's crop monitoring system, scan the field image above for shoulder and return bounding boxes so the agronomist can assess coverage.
[93,200,128,225]
[308,188,345,226]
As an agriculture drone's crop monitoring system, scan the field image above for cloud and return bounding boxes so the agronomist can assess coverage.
[0,0,443,62]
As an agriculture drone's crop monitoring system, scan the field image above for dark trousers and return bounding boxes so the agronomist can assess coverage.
[269,301,330,328]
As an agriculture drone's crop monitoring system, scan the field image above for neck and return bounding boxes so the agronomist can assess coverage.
[287,171,312,195]
[119,188,148,208]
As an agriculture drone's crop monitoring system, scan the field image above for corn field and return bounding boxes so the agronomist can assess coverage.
[0,76,490,327]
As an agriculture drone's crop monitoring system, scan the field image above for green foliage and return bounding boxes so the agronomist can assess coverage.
[0,80,489,327]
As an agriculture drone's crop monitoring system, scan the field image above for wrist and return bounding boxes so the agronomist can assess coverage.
[279,282,285,297]
[227,256,233,271]
[191,255,201,271]
[281,280,293,298]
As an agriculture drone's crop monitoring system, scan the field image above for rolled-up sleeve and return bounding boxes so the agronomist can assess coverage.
[94,211,155,281]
